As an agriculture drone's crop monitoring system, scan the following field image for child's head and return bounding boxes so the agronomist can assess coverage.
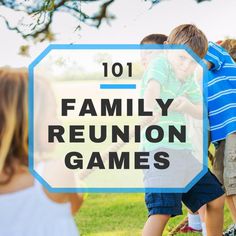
[140,34,168,45]
[166,24,208,81]
[0,67,28,184]
[220,39,236,62]
[167,24,208,59]
[140,34,168,68]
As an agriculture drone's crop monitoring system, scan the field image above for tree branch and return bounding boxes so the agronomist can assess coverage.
[0,0,211,41]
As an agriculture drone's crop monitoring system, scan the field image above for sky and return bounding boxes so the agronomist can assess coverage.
[0,0,236,67]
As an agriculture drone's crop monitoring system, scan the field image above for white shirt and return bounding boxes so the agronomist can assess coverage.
[0,177,79,236]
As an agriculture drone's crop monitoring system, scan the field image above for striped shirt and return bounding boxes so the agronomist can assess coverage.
[205,42,236,142]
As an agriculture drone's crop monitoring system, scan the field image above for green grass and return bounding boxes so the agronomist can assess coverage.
[63,116,228,235]
[75,193,232,236]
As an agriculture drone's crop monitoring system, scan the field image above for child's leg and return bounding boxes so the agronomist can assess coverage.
[226,196,236,222]
[182,171,225,236]
[180,207,205,235]
[212,140,224,186]
[205,194,225,236]
[188,212,201,226]
[187,210,202,231]
[198,205,207,236]
[198,204,206,222]
[223,133,236,223]
[142,214,170,236]
[144,192,182,236]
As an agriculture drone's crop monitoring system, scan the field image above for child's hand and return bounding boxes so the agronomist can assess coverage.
[169,96,191,113]
[203,59,213,69]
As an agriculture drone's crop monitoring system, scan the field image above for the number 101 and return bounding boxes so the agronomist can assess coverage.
[102,62,132,77]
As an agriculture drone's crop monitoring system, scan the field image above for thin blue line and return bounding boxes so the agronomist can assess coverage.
[100,84,136,89]
[28,64,34,171]
[36,186,189,193]
[48,44,186,50]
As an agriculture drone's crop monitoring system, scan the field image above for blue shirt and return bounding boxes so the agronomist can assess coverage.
[205,42,236,142]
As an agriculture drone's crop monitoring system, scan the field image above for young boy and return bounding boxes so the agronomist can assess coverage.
[141,32,207,236]
[221,39,236,61]
[140,33,168,45]
[176,39,236,236]
[204,39,236,236]
[140,33,168,68]
[141,24,225,236]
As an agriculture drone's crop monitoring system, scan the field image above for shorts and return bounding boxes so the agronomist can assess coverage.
[145,171,224,217]
[213,133,236,196]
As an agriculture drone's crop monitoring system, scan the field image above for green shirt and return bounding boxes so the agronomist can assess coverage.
[140,55,202,151]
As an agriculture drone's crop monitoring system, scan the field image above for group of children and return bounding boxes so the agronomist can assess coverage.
[140,25,236,236]
[0,24,235,236]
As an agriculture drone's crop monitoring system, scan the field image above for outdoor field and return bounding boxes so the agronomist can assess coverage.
[75,193,232,236]
[75,145,232,235]
[54,82,231,236]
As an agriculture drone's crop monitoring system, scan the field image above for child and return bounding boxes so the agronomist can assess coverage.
[140,33,168,45]
[141,33,207,236]
[140,33,167,46]
[140,33,168,68]
[179,39,236,236]
[0,67,83,236]
[141,24,225,236]
[221,39,236,61]
[204,39,236,236]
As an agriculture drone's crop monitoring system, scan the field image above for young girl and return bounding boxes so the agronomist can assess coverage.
[0,67,83,236]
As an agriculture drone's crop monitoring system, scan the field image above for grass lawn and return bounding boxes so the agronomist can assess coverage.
[63,112,228,235]
[75,193,232,236]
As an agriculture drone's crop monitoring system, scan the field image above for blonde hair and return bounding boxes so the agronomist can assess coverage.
[0,67,28,184]
[220,39,236,62]
[168,24,208,58]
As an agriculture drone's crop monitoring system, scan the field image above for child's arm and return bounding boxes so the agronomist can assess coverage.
[204,42,226,71]
[68,193,84,215]
[42,160,84,215]
[170,96,202,119]
[169,72,203,119]
[140,79,161,128]
[140,57,168,128]
[144,80,161,110]
[44,191,84,215]
[203,59,213,69]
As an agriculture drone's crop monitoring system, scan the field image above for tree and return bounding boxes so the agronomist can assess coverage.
[0,0,211,43]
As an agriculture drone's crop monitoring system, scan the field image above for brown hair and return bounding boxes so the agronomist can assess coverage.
[0,67,28,184]
[220,39,236,62]
[167,24,208,58]
[140,34,168,45]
